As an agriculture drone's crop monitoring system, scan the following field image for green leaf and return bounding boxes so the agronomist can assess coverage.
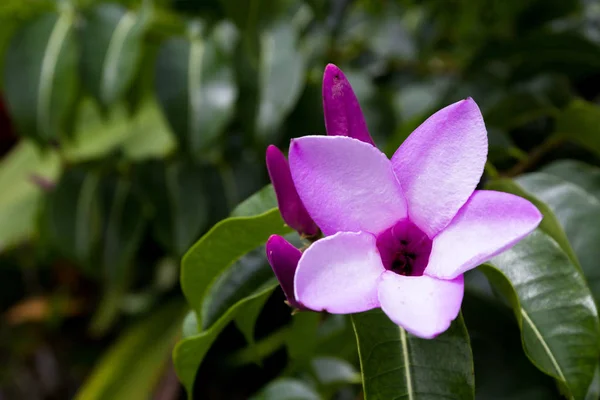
[482,230,600,400]
[256,21,305,141]
[63,99,175,163]
[555,99,600,157]
[249,378,321,400]
[286,312,320,366]
[137,161,209,257]
[74,299,187,400]
[541,160,600,201]
[173,282,277,396]
[231,184,277,217]
[200,245,272,336]
[351,310,474,400]
[0,140,60,251]
[43,168,103,269]
[486,178,580,268]
[3,10,77,143]
[515,172,600,301]
[311,356,360,387]
[462,289,560,399]
[80,3,150,107]
[155,21,237,157]
[181,208,291,324]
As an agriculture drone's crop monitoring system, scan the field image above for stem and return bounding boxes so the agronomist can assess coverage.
[504,135,565,178]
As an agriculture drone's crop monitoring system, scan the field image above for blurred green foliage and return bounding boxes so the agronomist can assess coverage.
[2,0,600,399]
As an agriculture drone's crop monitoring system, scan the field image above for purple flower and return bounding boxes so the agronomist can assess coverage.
[266,145,319,237]
[266,65,542,338]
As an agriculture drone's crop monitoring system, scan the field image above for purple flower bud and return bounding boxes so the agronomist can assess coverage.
[322,64,375,146]
[266,235,305,310]
[266,145,319,237]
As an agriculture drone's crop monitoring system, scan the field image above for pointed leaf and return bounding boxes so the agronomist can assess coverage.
[351,310,474,400]
[173,283,277,397]
[80,4,149,107]
[482,230,600,399]
[155,22,237,157]
[181,208,291,325]
[250,378,321,400]
[256,22,305,141]
[3,11,77,143]
[542,160,600,201]
[516,172,600,302]
[555,99,600,157]
[75,300,187,400]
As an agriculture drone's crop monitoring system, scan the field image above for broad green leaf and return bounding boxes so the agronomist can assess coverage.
[80,3,150,107]
[486,178,580,268]
[201,246,272,342]
[137,161,208,257]
[181,208,291,324]
[43,168,102,270]
[351,310,474,400]
[286,312,320,366]
[516,172,600,301]
[63,99,175,163]
[0,140,60,251]
[555,99,600,157]
[155,21,237,157]
[3,10,77,143]
[483,230,600,400]
[99,177,146,283]
[256,21,305,141]
[542,160,600,201]
[311,356,360,387]
[89,177,147,335]
[231,184,277,217]
[74,299,187,400]
[462,290,560,399]
[173,283,277,396]
[250,378,321,400]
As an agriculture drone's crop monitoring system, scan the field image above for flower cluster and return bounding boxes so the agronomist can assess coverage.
[265,64,542,339]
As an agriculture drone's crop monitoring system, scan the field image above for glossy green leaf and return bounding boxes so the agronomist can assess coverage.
[3,10,77,143]
[137,161,208,257]
[155,22,237,157]
[256,22,305,141]
[173,282,277,396]
[542,160,600,201]
[486,178,580,268]
[181,208,291,324]
[43,168,103,269]
[63,99,175,163]
[250,378,321,400]
[0,140,60,251]
[201,246,272,342]
[74,299,187,400]
[311,356,360,387]
[462,289,560,399]
[555,99,600,157]
[90,176,147,335]
[80,3,150,107]
[351,309,474,400]
[231,184,277,217]
[483,230,600,400]
[516,172,600,301]
[99,177,146,282]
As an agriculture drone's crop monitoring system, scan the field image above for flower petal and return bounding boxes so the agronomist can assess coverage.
[391,98,487,237]
[378,272,464,339]
[425,190,542,279]
[266,145,319,236]
[322,64,375,145]
[266,235,304,309]
[289,136,407,236]
[294,231,385,313]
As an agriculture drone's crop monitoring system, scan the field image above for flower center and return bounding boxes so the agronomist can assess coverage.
[376,220,432,277]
